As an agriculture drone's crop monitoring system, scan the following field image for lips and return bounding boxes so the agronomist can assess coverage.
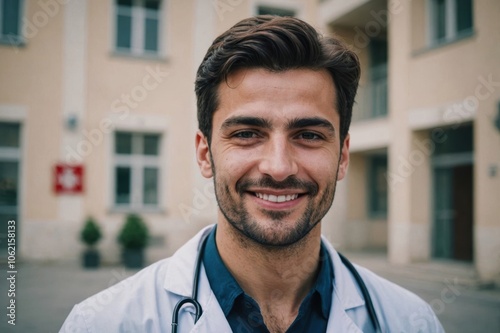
[254,192,300,203]
[237,176,318,199]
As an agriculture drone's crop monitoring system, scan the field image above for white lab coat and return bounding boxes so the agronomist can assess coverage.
[60,225,444,333]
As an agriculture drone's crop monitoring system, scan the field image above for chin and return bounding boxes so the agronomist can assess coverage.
[237,218,317,248]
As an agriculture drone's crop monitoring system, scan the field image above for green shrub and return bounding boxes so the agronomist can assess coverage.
[80,217,102,247]
[118,214,149,249]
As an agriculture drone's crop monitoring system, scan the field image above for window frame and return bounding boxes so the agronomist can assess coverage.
[111,131,163,212]
[0,0,25,46]
[427,0,474,47]
[113,0,165,58]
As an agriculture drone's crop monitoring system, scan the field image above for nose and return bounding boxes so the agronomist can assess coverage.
[258,135,298,182]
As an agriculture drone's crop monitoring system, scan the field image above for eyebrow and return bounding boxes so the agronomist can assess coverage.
[220,115,336,135]
[220,116,273,130]
[286,117,336,135]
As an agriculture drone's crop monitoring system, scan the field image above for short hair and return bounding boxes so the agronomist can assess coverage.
[195,15,360,145]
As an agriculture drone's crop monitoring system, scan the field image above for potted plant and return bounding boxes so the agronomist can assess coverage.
[118,214,149,268]
[80,217,102,268]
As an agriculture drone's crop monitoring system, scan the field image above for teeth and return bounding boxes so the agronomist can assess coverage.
[255,193,299,203]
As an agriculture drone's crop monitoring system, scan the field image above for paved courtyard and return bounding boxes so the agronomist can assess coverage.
[1,254,499,332]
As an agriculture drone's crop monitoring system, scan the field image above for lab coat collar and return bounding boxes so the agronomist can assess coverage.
[163,226,365,332]
[163,225,214,297]
[163,225,232,332]
[321,236,366,333]
[321,235,365,311]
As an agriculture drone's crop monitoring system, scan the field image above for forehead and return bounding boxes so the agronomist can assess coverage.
[214,68,338,126]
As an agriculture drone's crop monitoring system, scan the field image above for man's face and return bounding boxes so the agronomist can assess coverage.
[196,68,349,247]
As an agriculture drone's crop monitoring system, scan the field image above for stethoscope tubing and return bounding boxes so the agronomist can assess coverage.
[171,234,208,333]
[338,252,381,332]
[171,233,381,332]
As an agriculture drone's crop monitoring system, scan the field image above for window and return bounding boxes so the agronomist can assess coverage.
[0,0,23,45]
[0,122,21,148]
[429,0,473,45]
[257,6,295,17]
[369,39,388,118]
[368,155,388,218]
[115,0,162,56]
[113,132,161,210]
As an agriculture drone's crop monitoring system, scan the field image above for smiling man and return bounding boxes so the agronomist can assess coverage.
[61,16,444,333]
[196,67,347,333]
[201,68,342,248]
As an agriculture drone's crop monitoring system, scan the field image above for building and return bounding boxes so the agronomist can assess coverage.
[0,0,498,284]
[318,0,500,284]
[0,0,321,264]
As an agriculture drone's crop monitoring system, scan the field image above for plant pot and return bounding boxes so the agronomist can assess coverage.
[122,248,144,268]
[83,249,100,268]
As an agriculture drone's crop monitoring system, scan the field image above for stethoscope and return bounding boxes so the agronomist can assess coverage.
[171,234,381,333]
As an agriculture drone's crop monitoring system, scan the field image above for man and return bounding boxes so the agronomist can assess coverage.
[61,16,444,332]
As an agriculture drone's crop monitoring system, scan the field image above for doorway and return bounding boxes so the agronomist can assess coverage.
[432,125,474,261]
[0,122,21,259]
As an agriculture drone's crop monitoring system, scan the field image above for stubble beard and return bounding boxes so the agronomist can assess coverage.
[211,157,339,247]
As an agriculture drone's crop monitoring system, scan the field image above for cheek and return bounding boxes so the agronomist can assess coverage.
[302,150,340,179]
[309,165,337,183]
[213,148,257,180]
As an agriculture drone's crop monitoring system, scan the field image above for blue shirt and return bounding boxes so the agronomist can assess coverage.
[202,227,333,333]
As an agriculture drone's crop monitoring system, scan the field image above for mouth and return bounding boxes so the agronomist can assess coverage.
[253,192,301,203]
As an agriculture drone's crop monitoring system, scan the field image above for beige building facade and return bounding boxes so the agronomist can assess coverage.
[0,0,321,264]
[0,0,498,284]
[318,0,500,284]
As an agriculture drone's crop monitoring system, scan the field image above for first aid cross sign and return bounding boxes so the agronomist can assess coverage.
[54,164,84,194]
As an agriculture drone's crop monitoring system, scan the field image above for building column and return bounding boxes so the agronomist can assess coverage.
[474,79,500,283]
[387,0,412,264]
[58,0,88,258]
[188,0,218,228]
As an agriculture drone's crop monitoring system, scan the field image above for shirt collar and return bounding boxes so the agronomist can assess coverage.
[202,226,243,316]
[315,242,334,319]
[202,226,333,318]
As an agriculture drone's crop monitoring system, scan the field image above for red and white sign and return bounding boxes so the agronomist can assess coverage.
[54,164,84,194]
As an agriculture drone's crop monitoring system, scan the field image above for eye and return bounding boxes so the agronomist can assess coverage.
[233,131,259,139]
[297,132,322,141]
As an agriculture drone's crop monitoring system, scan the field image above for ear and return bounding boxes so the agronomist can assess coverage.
[337,133,350,181]
[195,131,213,178]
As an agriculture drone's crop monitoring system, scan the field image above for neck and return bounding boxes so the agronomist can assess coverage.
[215,216,322,312]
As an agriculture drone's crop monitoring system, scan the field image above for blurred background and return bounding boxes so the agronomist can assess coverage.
[0,0,499,332]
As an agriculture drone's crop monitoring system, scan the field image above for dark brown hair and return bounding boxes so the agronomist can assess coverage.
[195,15,360,145]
